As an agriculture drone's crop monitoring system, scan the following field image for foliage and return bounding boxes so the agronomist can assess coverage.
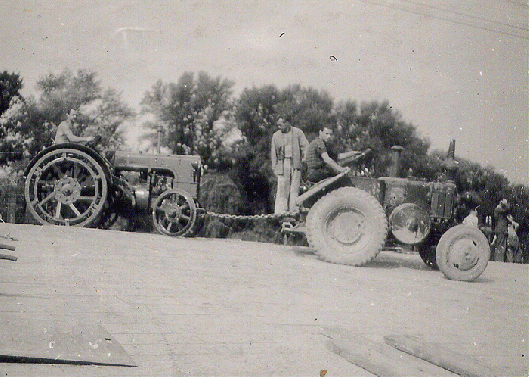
[140,72,235,166]
[37,69,134,150]
[334,99,431,177]
[0,97,27,167]
[0,69,134,174]
[275,84,335,137]
[78,88,135,149]
[37,69,101,125]
[0,71,23,115]
[235,85,281,155]
[0,72,26,173]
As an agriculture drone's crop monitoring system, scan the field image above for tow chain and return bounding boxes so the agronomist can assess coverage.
[204,211,298,221]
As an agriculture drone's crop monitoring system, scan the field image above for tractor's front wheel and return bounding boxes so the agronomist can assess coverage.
[436,224,490,281]
[152,189,197,237]
[306,187,387,266]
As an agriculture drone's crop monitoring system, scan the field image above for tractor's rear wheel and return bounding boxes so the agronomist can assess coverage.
[436,224,490,281]
[152,189,197,237]
[24,146,109,227]
[306,187,387,266]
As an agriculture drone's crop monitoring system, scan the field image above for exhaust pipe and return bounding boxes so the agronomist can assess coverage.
[388,146,404,177]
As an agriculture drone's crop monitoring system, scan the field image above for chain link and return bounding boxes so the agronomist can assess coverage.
[204,211,298,221]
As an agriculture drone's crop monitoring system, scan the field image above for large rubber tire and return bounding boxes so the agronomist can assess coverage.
[436,224,490,281]
[152,189,197,237]
[24,145,109,227]
[306,187,387,266]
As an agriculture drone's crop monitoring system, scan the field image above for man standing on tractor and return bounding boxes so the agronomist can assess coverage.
[54,109,94,145]
[271,117,309,214]
[306,124,347,183]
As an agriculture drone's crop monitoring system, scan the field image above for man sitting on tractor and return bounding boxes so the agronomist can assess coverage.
[306,124,348,183]
[54,109,94,145]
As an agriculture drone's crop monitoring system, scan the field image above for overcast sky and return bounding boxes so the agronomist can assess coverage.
[3,0,528,184]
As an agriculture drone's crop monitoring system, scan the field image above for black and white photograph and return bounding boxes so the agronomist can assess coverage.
[1,1,528,376]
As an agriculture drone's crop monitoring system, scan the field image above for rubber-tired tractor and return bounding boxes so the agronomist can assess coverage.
[24,142,203,237]
[282,146,490,282]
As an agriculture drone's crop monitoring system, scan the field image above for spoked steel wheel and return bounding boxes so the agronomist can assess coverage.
[24,147,109,227]
[152,189,197,236]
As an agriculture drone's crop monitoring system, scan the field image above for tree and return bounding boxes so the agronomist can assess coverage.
[334,100,430,177]
[1,71,23,115]
[235,85,281,154]
[0,96,27,168]
[141,72,235,166]
[0,69,134,173]
[278,84,334,137]
[35,69,133,149]
[36,69,100,124]
[78,88,135,149]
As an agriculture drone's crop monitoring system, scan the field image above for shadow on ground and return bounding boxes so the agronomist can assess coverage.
[290,246,436,272]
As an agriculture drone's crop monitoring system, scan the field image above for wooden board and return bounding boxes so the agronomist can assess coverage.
[0,315,136,367]
[384,335,495,377]
[324,328,455,377]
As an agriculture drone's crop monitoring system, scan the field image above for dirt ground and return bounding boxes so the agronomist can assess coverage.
[0,224,527,376]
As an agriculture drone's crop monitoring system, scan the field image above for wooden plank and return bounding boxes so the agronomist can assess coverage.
[0,316,136,367]
[0,243,15,251]
[384,335,495,377]
[0,253,17,261]
[324,328,455,377]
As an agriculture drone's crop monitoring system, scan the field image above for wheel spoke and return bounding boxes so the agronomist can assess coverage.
[52,163,62,177]
[68,203,82,217]
[39,191,57,206]
[77,196,96,201]
[54,201,63,219]
[73,162,80,178]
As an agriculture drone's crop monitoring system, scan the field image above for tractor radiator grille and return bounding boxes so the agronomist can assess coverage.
[430,183,456,219]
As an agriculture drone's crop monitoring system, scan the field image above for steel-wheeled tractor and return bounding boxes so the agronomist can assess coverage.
[24,143,203,237]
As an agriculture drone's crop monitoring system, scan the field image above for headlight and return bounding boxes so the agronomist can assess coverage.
[389,203,431,245]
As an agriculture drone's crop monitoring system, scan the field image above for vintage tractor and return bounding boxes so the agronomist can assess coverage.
[24,143,203,237]
[24,142,490,281]
[283,146,490,281]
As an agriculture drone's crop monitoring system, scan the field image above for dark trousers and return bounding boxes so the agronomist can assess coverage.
[306,167,335,183]
[492,232,508,262]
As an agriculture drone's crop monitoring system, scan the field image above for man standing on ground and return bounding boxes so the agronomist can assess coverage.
[306,125,347,183]
[491,198,516,262]
[271,117,309,214]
